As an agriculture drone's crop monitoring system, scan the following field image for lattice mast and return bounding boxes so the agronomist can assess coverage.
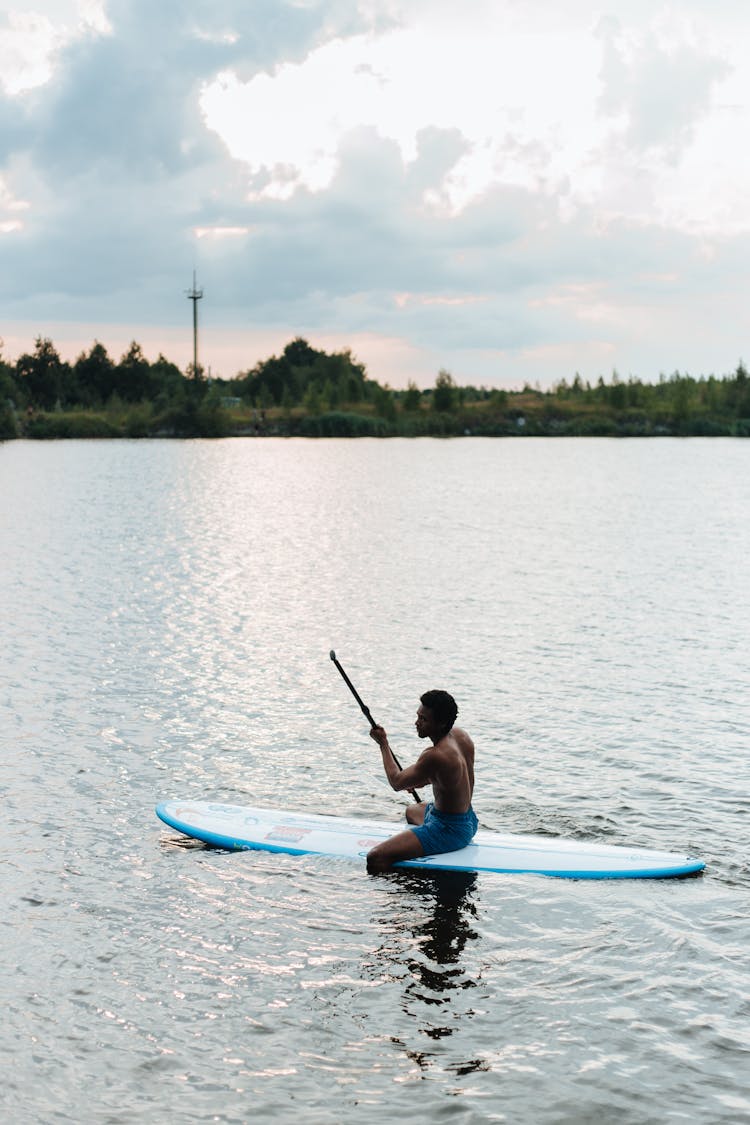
[186,272,204,378]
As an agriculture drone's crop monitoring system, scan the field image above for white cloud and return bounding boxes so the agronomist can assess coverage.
[200,4,745,236]
[199,20,605,210]
[0,1,110,94]
[0,10,63,94]
[1,0,750,389]
[193,225,252,238]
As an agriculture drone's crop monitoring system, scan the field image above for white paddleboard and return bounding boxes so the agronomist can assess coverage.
[156,800,704,880]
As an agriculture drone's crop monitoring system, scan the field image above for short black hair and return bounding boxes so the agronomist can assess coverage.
[420,689,458,733]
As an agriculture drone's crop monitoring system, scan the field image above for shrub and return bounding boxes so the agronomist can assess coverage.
[26,412,121,438]
[298,411,389,437]
[124,405,153,438]
[0,402,19,440]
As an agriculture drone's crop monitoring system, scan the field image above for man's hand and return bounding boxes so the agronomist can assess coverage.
[369,723,424,801]
[369,725,389,749]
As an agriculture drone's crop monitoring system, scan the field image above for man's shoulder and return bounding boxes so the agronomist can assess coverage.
[436,727,473,753]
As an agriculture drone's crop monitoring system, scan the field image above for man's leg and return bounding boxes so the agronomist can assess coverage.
[367,828,424,874]
[405,801,427,826]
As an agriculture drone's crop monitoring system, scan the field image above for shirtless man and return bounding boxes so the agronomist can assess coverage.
[366,689,476,873]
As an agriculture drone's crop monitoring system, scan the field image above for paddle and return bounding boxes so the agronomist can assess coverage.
[329,650,422,803]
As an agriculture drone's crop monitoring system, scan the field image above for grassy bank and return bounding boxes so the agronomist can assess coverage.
[3,335,749,440]
[8,393,750,441]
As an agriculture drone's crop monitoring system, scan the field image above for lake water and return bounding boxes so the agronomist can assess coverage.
[1,436,749,1123]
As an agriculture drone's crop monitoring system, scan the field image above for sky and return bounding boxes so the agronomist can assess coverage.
[1,0,749,389]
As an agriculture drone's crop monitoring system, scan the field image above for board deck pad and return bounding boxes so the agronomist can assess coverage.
[156,800,705,879]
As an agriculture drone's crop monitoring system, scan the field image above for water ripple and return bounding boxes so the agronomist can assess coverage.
[1,437,749,1122]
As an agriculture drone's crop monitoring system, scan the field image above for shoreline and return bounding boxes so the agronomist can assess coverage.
[3,408,748,441]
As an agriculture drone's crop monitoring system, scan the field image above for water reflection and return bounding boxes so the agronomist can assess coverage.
[363,869,480,1054]
[395,870,479,1000]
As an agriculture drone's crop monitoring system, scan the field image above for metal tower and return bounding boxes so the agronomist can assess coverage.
[186,272,204,377]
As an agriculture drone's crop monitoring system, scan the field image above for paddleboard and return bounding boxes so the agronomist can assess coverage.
[155,800,705,879]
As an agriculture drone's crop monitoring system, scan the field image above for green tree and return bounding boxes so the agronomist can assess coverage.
[402,380,421,411]
[0,349,21,408]
[16,337,71,410]
[373,384,396,422]
[609,372,627,410]
[284,337,318,367]
[281,384,295,415]
[0,342,18,439]
[240,354,293,405]
[734,362,750,418]
[433,368,456,412]
[235,340,368,408]
[116,342,155,402]
[672,377,692,430]
[150,353,186,405]
[74,341,116,405]
[0,402,17,439]
[322,378,341,410]
[303,382,323,415]
[702,376,720,415]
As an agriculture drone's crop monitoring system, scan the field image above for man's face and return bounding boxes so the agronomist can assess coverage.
[415,703,435,739]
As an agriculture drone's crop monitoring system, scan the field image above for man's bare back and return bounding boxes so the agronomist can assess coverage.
[366,690,476,873]
[422,727,474,813]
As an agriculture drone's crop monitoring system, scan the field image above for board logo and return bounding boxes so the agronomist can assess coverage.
[265,826,310,844]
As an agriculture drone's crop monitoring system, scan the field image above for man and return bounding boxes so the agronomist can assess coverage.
[366,689,476,873]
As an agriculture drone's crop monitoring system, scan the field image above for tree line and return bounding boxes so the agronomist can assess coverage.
[1,334,749,439]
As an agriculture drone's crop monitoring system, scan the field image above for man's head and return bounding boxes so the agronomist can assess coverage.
[416,690,459,740]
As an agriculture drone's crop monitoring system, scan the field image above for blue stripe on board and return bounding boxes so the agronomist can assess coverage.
[155,803,705,880]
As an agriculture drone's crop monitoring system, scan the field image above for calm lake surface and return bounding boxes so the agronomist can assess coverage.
[1,437,749,1124]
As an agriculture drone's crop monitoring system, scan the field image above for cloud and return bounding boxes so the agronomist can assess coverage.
[596,16,729,156]
[1,1,749,388]
[1,2,369,306]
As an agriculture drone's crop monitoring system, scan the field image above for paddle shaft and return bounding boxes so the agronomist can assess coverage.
[329,651,422,803]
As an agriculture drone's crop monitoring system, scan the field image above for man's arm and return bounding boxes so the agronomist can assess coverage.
[370,726,435,792]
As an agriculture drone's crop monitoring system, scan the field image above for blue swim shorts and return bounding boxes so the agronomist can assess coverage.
[409,803,478,856]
